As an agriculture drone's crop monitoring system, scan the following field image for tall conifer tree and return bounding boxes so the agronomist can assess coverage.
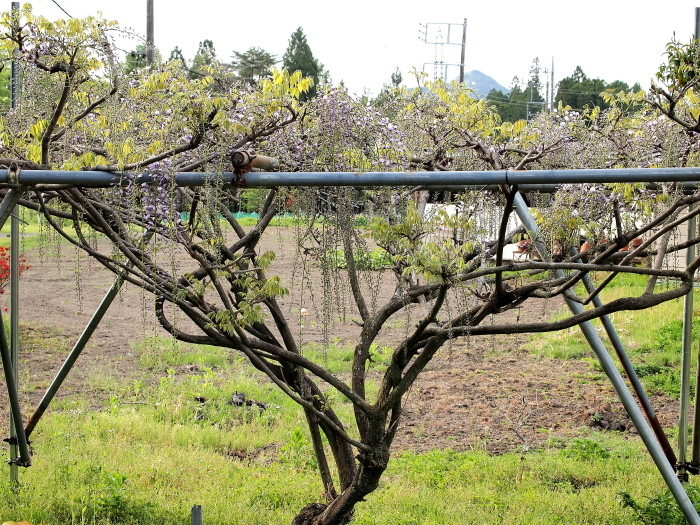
[283,27,323,100]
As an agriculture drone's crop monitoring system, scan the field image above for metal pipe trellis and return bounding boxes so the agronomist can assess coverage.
[4,166,700,187]
[2,165,700,520]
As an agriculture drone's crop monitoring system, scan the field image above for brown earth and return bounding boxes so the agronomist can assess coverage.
[0,226,683,456]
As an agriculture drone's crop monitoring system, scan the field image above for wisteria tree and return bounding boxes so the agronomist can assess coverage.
[2,8,700,525]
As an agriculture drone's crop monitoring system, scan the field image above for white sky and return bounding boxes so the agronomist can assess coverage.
[23,0,700,98]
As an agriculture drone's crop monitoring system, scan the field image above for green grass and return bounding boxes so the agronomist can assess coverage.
[525,273,699,397]
[0,327,694,525]
[3,256,699,523]
[0,412,688,524]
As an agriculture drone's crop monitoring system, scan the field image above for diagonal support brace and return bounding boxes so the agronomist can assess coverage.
[0,188,23,231]
[0,309,30,466]
[24,232,154,438]
[512,192,700,525]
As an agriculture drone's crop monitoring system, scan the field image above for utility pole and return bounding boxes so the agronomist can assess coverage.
[459,18,466,84]
[525,59,546,121]
[146,0,154,66]
[550,57,555,111]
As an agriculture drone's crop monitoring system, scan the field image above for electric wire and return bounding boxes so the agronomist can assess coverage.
[49,0,73,18]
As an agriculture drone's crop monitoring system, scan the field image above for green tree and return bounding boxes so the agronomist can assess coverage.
[190,39,217,79]
[486,59,545,122]
[390,67,402,87]
[231,46,277,82]
[124,44,147,75]
[487,83,526,122]
[371,68,404,115]
[283,27,324,100]
[555,66,604,110]
[168,46,187,70]
[555,66,639,111]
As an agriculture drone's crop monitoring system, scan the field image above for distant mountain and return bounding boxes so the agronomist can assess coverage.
[461,70,509,97]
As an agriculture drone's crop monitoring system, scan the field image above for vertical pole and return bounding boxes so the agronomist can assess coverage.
[680,207,695,480]
[146,0,154,66]
[0,308,30,466]
[681,6,700,477]
[191,505,202,525]
[550,57,555,111]
[9,200,19,484]
[9,0,19,486]
[459,18,466,84]
[513,193,700,524]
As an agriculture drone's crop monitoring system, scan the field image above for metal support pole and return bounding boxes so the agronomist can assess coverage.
[191,505,202,525]
[8,0,20,486]
[0,189,22,231]
[25,272,129,437]
[513,192,700,524]
[0,309,30,466]
[9,202,19,481]
[694,311,700,466]
[680,205,696,479]
[24,231,153,438]
[689,7,700,471]
[5,166,700,188]
[578,268,677,467]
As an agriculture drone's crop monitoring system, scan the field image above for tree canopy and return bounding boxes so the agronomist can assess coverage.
[168,45,188,70]
[189,39,218,79]
[282,27,325,100]
[231,46,278,82]
[487,58,545,122]
[555,65,642,111]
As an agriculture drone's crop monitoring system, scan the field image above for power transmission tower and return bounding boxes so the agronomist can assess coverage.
[525,58,547,121]
[419,19,467,83]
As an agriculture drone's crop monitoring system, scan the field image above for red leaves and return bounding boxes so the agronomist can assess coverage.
[0,246,31,293]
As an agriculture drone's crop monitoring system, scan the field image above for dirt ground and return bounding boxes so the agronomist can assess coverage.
[0,226,683,455]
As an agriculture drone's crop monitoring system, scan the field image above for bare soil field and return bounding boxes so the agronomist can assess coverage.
[0,226,682,455]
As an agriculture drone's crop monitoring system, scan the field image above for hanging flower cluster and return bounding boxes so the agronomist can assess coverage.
[266,85,409,172]
[139,160,182,230]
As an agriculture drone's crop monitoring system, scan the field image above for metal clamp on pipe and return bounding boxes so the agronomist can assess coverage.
[7,456,31,467]
[4,437,31,467]
[231,150,255,187]
[7,162,20,187]
[230,150,279,187]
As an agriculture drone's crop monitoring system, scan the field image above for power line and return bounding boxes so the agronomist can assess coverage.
[50,0,73,18]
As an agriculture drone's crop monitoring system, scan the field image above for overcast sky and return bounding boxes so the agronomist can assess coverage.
[23,0,700,98]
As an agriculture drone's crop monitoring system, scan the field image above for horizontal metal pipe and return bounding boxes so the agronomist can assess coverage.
[0,171,237,187]
[3,167,700,188]
[246,167,700,187]
[423,183,700,194]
